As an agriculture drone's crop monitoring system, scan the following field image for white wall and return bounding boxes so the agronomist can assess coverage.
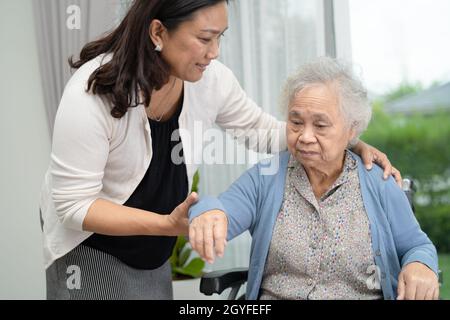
[0,0,50,299]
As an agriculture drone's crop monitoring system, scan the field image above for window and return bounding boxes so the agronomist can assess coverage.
[349,0,450,95]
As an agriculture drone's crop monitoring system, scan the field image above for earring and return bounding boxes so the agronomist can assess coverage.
[154,44,162,52]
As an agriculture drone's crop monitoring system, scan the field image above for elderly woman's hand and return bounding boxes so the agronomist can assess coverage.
[353,140,403,187]
[397,262,440,300]
[189,210,228,264]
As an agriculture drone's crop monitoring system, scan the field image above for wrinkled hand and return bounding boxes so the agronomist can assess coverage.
[189,210,228,264]
[165,192,198,236]
[354,141,403,187]
[397,262,440,300]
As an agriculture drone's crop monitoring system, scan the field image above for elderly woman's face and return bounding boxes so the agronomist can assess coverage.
[158,2,228,82]
[287,84,355,169]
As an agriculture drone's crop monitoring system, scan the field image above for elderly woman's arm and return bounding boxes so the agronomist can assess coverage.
[383,178,440,300]
[189,163,263,264]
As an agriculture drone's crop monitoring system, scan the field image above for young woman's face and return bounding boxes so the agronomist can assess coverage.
[158,2,229,82]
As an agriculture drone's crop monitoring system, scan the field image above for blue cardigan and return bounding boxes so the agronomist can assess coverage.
[189,151,439,300]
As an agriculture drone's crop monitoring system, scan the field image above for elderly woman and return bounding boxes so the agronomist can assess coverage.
[188,57,440,300]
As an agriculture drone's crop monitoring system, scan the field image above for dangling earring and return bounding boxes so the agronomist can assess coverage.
[154,44,162,52]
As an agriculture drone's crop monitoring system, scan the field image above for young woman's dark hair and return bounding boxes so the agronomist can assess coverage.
[69,0,228,118]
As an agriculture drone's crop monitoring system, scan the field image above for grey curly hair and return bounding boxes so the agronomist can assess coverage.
[280,56,372,147]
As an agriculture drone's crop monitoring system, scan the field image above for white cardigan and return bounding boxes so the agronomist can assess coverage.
[39,54,286,269]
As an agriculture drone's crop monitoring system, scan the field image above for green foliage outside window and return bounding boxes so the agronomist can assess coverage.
[362,98,450,253]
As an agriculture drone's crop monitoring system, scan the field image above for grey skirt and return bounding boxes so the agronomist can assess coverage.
[46,244,173,300]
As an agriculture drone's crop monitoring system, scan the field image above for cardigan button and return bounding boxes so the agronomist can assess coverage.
[375,250,381,256]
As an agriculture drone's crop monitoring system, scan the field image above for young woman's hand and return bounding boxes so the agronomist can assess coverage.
[165,192,199,236]
[189,210,228,264]
[352,141,403,187]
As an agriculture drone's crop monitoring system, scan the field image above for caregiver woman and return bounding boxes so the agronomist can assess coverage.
[39,0,401,300]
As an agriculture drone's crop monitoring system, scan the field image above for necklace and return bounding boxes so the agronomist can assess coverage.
[148,78,179,122]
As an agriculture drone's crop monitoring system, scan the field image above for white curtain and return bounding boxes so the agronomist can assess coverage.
[198,0,330,275]
[33,0,123,137]
[114,1,344,289]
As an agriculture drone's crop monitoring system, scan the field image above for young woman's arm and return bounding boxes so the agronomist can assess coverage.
[50,73,197,237]
[83,194,197,236]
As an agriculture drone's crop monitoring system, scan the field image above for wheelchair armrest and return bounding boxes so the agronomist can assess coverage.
[200,268,248,296]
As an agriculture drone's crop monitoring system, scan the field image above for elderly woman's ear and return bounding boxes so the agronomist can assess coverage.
[348,126,357,146]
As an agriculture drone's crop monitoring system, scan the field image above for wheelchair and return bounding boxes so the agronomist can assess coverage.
[199,179,444,300]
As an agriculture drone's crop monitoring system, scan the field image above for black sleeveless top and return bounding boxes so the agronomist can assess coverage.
[83,99,188,270]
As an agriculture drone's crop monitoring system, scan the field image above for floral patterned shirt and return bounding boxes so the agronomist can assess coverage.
[260,152,383,300]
